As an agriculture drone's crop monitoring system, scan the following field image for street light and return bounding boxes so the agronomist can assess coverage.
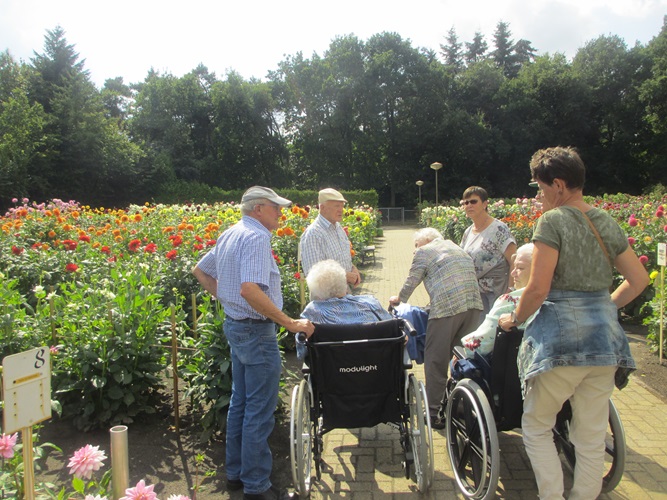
[416,180,424,204]
[430,162,443,218]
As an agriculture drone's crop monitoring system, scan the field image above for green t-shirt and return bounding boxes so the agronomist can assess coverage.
[532,206,629,291]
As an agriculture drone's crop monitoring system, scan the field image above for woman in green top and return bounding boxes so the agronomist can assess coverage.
[498,146,649,500]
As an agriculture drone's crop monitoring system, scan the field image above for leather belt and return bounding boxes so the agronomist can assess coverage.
[229,317,274,324]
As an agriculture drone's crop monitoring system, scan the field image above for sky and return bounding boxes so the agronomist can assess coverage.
[1,0,666,88]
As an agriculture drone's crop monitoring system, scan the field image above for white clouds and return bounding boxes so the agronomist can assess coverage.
[1,0,665,87]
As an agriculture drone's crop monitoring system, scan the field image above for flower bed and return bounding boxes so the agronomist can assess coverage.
[0,198,380,435]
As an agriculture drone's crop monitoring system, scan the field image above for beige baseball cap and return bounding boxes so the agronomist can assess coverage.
[318,188,347,204]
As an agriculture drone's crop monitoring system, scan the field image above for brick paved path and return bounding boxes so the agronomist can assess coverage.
[305,226,667,499]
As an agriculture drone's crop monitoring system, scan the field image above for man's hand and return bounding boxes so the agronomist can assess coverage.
[288,318,315,336]
[388,296,401,307]
[346,266,362,288]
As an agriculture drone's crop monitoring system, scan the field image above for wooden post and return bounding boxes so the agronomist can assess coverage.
[22,427,35,500]
[661,266,664,366]
[191,293,198,338]
[49,287,56,345]
[171,305,180,433]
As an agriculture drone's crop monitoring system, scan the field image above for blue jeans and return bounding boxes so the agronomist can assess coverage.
[224,318,282,494]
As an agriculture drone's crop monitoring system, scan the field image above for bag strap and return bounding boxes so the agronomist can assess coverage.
[573,206,613,269]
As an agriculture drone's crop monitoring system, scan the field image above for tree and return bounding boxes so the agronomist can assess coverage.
[0,51,47,203]
[491,21,514,76]
[208,72,288,189]
[101,77,132,126]
[28,27,143,205]
[465,32,488,64]
[639,16,667,187]
[441,27,464,73]
[509,39,538,78]
[573,35,650,193]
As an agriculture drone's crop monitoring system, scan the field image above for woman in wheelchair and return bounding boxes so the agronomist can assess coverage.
[497,147,649,500]
[461,243,535,357]
[296,259,392,358]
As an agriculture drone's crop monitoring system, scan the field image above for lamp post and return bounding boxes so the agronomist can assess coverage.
[430,162,443,218]
[416,180,424,204]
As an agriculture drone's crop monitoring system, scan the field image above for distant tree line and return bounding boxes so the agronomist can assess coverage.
[1,19,667,210]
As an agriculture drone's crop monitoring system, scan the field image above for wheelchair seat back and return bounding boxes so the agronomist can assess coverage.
[491,327,524,431]
[307,319,406,429]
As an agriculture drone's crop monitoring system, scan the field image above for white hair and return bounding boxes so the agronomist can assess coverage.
[515,242,535,261]
[240,198,268,215]
[414,227,443,247]
[306,259,347,300]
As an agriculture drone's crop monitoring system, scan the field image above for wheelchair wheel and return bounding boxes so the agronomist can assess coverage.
[553,399,626,493]
[445,378,500,500]
[290,379,313,497]
[407,374,434,492]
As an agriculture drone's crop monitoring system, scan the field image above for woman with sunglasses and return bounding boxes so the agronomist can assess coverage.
[460,186,517,315]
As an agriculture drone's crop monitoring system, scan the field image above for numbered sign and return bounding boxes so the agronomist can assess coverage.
[658,243,666,267]
[2,347,51,434]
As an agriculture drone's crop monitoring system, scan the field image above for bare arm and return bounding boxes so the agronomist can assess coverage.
[240,282,315,335]
[192,265,218,297]
[611,247,650,309]
[499,242,557,329]
[504,242,518,266]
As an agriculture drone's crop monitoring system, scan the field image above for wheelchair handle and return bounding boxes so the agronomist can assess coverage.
[296,332,308,343]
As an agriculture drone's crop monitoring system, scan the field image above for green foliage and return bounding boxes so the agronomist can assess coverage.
[180,295,233,443]
[49,269,171,430]
[153,180,380,208]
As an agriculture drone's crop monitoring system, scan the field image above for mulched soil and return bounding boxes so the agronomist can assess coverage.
[33,325,667,499]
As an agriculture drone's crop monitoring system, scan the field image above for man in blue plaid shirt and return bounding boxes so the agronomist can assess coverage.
[193,186,314,500]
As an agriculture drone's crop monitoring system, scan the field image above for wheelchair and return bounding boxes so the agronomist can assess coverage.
[289,318,434,497]
[441,327,627,500]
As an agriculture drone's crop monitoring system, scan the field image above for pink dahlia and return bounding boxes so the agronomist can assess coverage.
[0,432,18,459]
[628,237,636,246]
[628,215,638,227]
[67,444,107,480]
[120,479,158,500]
[639,255,649,265]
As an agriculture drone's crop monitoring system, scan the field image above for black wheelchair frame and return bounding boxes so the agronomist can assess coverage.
[290,318,434,497]
[441,327,626,500]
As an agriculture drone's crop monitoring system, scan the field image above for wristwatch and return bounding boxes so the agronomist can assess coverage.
[510,310,519,324]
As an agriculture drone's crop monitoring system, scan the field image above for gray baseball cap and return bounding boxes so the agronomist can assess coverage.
[241,186,292,206]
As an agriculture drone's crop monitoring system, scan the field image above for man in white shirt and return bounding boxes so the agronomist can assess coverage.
[299,188,361,289]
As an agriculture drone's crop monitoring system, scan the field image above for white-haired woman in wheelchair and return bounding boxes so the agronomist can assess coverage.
[460,242,536,357]
[296,259,392,358]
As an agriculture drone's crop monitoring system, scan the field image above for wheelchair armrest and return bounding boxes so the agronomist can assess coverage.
[452,346,467,360]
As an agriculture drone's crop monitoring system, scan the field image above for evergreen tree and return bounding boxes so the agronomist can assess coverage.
[441,27,464,73]
[465,32,488,64]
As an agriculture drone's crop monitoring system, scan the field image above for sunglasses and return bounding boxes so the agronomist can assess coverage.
[459,199,480,206]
